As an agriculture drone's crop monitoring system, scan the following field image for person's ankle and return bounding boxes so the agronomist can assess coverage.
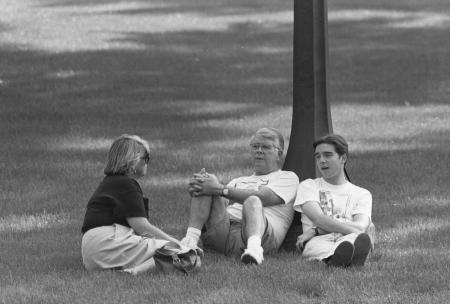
[246,235,262,251]
[184,227,201,243]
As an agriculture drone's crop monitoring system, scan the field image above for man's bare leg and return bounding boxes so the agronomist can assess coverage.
[182,195,227,248]
[186,195,213,230]
[241,196,266,265]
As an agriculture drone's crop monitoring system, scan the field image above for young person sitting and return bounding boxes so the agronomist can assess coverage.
[294,134,374,267]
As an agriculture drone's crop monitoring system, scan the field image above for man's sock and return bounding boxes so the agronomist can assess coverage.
[246,235,262,250]
[181,227,201,247]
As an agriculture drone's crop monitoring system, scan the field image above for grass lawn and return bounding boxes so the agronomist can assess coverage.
[1,0,449,303]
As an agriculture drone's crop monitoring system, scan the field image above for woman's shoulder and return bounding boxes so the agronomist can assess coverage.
[102,175,142,193]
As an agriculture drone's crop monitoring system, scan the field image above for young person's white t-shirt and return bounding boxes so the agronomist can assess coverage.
[293,177,372,232]
[226,170,299,242]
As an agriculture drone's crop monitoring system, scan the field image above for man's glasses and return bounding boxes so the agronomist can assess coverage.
[249,143,280,152]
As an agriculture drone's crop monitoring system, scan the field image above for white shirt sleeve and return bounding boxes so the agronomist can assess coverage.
[264,171,299,205]
[293,179,319,212]
[352,190,372,218]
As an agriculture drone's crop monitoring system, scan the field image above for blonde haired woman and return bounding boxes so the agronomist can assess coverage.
[81,134,193,274]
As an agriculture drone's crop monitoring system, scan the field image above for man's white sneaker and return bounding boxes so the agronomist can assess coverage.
[241,247,264,265]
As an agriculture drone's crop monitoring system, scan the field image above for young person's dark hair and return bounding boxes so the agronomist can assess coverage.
[313,134,348,159]
[313,134,350,181]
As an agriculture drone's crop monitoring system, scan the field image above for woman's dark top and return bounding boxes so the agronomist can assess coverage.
[81,175,149,234]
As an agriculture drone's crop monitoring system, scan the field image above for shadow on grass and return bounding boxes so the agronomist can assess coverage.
[0,223,84,275]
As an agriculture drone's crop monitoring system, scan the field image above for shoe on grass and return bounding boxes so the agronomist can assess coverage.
[327,241,354,267]
[241,247,264,265]
[352,233,371,266]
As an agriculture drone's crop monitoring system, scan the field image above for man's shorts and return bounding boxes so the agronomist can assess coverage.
[201,211,278,256]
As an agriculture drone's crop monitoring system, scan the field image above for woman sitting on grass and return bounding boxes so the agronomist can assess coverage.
[81,134,191,274]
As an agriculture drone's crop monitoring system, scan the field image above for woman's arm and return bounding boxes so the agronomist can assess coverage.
[127,217,180,244]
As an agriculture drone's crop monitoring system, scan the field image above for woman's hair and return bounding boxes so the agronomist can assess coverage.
[313,134,348,158]
[104,134,150,176]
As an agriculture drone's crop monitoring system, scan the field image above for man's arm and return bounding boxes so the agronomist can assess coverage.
[302,201,370,235]
[222,185,283,207]
[191,174,283,207]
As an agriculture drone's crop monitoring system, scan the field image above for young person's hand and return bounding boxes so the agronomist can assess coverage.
[296,229,316,252]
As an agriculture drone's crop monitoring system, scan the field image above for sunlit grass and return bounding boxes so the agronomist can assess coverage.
[330,9,450,29]
[3,1,450,53]
[379,217,449,242]
[52,136,112,151]
[0,0,292,52]
[0,212,70,233]
[332,104,450,153]
[0,0,449,303]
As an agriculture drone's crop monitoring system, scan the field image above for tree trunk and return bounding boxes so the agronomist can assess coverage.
[281,0,332,252]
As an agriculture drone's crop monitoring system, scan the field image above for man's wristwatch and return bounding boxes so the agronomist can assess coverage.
[221,186,229,196]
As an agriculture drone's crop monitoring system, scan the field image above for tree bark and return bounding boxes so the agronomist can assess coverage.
[281,0,332,252]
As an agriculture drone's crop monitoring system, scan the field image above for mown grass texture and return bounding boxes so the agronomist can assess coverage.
[0,0,449,303]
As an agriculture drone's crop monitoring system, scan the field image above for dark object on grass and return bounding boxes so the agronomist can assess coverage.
[326,241,354,267]
[154,242,201,274]
[352,233,372,266]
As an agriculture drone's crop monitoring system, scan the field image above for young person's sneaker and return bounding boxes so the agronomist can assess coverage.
[352,233,372,266]
[241,247,264,265]
[327,241,354,267]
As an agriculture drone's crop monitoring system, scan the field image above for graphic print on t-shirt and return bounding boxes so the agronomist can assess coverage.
[318,190,350,221]
[319,190,333,216]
